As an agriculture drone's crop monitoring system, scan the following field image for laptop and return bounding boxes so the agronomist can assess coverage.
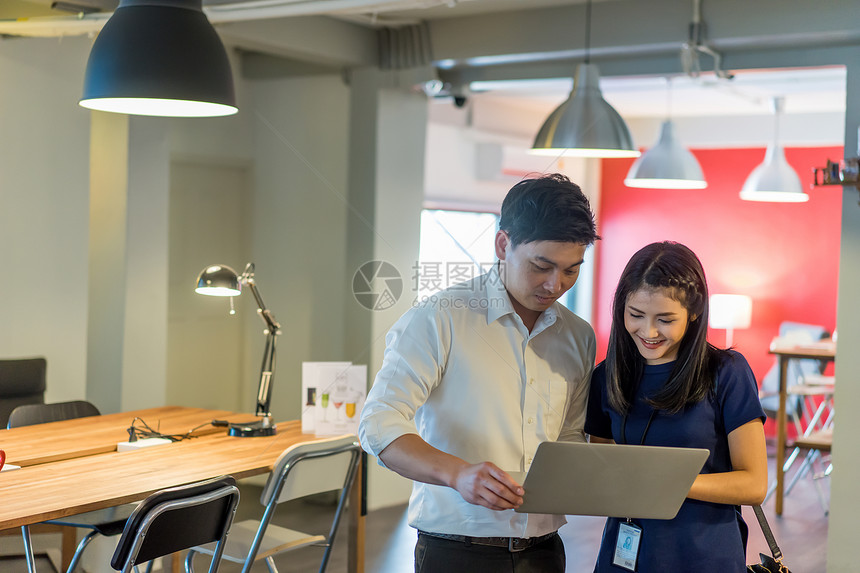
[512,441,709,519]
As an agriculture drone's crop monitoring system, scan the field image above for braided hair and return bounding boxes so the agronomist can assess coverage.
[605,241,729,414]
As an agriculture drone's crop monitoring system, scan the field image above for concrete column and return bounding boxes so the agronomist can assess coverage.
[86,113,170,414]
[345,67,429,509]
[120,117,170,411]
[826,62,860,573]
[86,112,130,414]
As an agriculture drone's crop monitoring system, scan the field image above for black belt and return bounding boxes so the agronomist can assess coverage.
[418,530,557,552]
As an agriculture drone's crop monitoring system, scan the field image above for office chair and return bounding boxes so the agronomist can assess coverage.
[0,357,46,429]
[185,435,361,573]
[7,400,99,428]
[788,427,833,514]
[760,321,833,503]
[111,475,240,573]
[7,400,137,573]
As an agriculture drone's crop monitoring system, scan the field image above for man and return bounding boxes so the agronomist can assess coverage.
[358,174,599,572]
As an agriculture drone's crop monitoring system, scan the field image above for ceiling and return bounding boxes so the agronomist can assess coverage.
[0,0,851,121]
[471,67,847,119]
[1,0,593,21]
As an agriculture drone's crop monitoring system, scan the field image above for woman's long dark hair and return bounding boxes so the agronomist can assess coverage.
[606,241,729,414]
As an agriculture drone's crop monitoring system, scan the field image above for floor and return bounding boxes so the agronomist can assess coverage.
[209,449,830,573]
[3,451,829,572]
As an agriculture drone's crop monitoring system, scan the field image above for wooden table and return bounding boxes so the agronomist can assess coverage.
[0,406,364,572]
[768,341,836,516]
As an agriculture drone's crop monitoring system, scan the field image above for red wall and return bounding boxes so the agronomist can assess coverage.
[594,146,842,383]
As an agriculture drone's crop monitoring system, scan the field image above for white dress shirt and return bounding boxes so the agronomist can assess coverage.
[359,266,595,538]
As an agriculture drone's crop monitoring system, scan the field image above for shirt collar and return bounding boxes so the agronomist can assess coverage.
[486,264,515,325]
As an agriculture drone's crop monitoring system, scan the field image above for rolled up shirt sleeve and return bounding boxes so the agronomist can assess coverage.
[358,303,450,460]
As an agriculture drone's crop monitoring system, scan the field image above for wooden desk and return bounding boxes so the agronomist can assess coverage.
[0,407,364,573]
[769,342,836,515]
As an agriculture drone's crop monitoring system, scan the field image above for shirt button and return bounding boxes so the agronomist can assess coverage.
[529,378,534,386]
[527,457,533,464]
[527,417,534,424]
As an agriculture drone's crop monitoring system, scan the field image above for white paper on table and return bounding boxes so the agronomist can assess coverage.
[314,364,367,436]
[301,361,351,434]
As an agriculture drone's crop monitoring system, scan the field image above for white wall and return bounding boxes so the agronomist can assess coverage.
[245,73,352,420]
[0,36,92,401]
[0,33,354,424]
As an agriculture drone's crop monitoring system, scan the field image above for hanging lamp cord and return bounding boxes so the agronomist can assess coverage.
[584,0,592,64]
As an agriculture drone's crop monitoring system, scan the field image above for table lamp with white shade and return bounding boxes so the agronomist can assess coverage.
[709,294,753,348]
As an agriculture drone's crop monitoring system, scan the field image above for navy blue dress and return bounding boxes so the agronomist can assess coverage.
[584,352,765,572]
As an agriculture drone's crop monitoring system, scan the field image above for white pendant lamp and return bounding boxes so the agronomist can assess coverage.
[530,0,638,158]
[625,120,707,189]
[79,0,237,118]
[740,97,808,202]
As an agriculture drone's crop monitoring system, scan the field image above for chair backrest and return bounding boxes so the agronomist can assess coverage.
[260,435,362,507]
[250,436,360,573]
[7,400,100,429]
[760,322,828,414]
[0,357,47,428]
[110,475,240,573]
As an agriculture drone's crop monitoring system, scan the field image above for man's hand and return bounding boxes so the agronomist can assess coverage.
[452,462,524,510]
[378,434,523,511]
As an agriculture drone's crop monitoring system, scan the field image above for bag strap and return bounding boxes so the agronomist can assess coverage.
[752,504,783,562]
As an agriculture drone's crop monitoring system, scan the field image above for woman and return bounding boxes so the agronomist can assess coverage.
[585,241,767,572]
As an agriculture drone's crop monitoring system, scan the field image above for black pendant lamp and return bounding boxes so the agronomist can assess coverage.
[79,0,238,117]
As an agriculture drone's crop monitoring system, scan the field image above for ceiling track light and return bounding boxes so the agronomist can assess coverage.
[740,97,808,203]
[530,0,638,158]
[79,0,238,118]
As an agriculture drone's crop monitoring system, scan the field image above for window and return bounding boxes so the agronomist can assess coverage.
[415,209,498,300]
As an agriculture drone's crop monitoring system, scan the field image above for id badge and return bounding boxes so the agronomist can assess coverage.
[612,521,642,572]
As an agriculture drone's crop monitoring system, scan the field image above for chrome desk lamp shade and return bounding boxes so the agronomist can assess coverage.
[195,265,241,296]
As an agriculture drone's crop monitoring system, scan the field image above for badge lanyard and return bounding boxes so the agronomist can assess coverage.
[620,408,658,446]
[612,407,658,572]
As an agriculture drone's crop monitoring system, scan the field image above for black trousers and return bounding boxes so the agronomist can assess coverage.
[415,533,565,573]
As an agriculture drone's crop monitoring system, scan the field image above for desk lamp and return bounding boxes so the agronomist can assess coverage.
[195,263,279,437]
[709,294,752,348]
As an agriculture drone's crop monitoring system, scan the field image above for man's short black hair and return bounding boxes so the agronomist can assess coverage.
[498,173,600,247]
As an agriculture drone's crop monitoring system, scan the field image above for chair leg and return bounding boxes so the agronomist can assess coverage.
[811,474,829,515]
[21,525,37,573]
[319,544,335,573]
[264,556,279,573]
[184,549,197,573]
[66,530,99,573]
[785,449,817,495]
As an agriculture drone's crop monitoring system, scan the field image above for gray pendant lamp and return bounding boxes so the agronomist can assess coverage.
[740,97,808,203]
[530,0,638,158]
[79,0,237,118]
[625,120,707,189]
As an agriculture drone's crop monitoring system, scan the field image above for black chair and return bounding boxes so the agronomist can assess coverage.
[0,357,46,428]
[185,435,361,573]
[8,400,136,572]
[111,476,240,573]
[7,400,99,428]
